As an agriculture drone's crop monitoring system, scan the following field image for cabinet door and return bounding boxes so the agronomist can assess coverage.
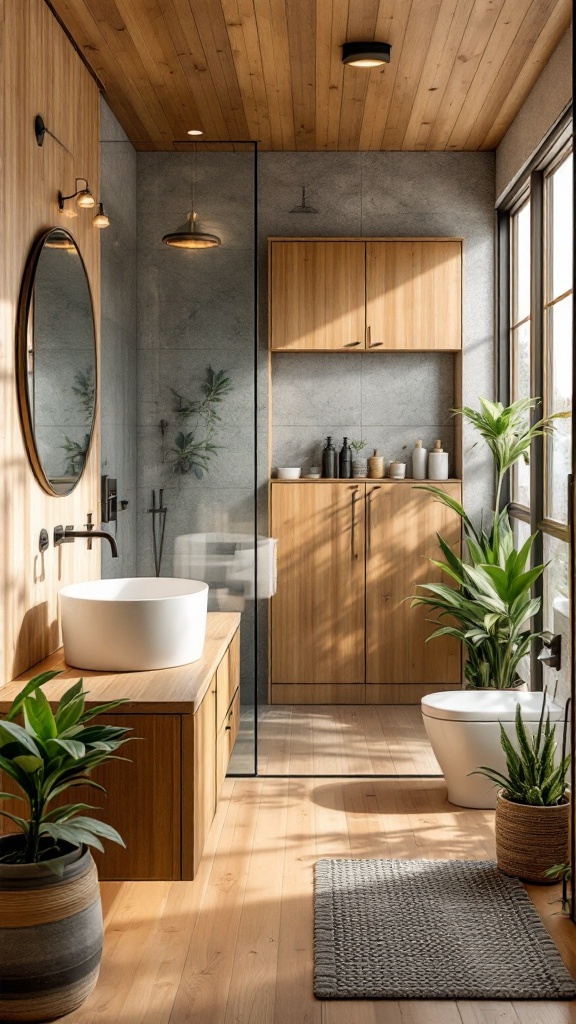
[366,483,462,699]
[270,241,366,351]
[193,679,217,871]
[366,241,461,351]
[270,482,365,698]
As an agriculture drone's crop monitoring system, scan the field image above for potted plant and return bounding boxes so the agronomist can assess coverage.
[349,439,368,478]
[473,699,570,884]
[0,670,132,1022]
[410,397,564,689]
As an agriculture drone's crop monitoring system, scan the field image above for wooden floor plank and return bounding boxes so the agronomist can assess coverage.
[257,704,441,776]
[60,778,576,1024]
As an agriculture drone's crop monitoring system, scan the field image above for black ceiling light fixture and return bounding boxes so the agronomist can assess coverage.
[162,144,221,250]
[342,42,391,68]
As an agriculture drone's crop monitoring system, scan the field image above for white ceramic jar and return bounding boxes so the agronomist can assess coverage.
[427,440,449,480]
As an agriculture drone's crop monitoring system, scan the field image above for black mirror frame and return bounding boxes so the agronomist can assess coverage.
[15,227,98,497]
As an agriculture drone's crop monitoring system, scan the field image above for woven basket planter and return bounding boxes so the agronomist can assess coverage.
[495,792,570,885]
[0,838,103,1021]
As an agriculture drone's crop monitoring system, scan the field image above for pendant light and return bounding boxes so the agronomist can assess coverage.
[162,145,221,250]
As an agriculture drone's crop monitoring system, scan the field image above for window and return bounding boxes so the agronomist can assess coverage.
[543,150,573,527]
[500,124,573,693]
[510,196,531,509]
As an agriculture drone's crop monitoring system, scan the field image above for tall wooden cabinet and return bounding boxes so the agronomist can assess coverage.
[270,482,365,702]
[270,481,462,704]
[269,238,462,352]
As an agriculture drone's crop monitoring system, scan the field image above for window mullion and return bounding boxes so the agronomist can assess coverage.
[530,169,545,691]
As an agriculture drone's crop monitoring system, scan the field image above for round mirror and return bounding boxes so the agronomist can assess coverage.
[16,228,97,496]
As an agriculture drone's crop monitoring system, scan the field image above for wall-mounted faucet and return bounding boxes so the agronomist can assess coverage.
[54,518,119,558]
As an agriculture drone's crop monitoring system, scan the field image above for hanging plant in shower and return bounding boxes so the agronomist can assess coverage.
[166,365,233,477]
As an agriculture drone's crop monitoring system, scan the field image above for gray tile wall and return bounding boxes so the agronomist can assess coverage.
[99,100,138,578]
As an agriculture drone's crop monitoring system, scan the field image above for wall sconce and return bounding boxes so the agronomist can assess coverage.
[58,179,109,228]
[58,177,95,211]
[92,203,110,229]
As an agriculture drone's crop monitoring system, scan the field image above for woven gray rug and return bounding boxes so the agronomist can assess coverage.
[314,859,576,1000]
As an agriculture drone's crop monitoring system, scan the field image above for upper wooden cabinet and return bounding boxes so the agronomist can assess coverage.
[270,240,366,351]
[366,241,462,351]
[269,238,462,352]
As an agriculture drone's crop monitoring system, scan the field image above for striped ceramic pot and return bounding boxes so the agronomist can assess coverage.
[0,839,103,1021]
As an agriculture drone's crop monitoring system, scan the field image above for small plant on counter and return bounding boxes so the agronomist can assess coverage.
[349,439,367,455]
[167,365,233,477]
[410,397,566,689]
[0,670,132,868]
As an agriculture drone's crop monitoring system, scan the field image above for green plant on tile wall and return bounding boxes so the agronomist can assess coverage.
[166,365,233,477]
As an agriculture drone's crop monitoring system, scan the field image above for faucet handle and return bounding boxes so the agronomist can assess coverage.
[85,513,94,550]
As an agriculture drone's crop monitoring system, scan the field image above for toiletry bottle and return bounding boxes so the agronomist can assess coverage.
[339,437,352,479]
[368,448,385,479]
[412,439,428,480]
[428,439,449,480]
[322,437,337,478]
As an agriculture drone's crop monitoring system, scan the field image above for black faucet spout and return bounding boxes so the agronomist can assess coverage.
[54,525,119,558]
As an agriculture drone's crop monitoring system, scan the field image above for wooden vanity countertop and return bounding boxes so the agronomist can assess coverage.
[0,612,241,716]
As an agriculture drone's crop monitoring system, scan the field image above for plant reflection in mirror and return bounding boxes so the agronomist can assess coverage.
[72,366,95,423]
[167,366,233,477]
[60,432,91,476]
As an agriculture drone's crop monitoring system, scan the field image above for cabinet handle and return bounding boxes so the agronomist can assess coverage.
[344,340,361,347]
[367,487,380,555]
[367,325,383,348]
[351,487,359,561]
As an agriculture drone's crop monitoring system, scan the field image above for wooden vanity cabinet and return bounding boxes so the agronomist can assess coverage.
[270,482,462,704]
[0,614,241,881]
[269,238,462,352]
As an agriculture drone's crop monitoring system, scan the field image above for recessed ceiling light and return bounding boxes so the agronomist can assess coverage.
[342,42,391,68]
[187,129,203,136]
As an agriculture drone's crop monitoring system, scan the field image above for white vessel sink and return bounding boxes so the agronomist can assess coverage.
[60,577,209,672]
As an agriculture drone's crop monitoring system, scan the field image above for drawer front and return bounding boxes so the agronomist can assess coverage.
[216,628,240,730]
[216,688,240,797]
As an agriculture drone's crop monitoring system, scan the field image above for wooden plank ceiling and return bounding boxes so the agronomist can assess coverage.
[52,0,571,151]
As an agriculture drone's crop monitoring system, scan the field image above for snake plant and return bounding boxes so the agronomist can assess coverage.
[0,671,132,869]
[472,700,570,806]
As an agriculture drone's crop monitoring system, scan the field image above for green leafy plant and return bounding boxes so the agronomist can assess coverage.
[71,367,95,424]
[410,397,564,688]
[60,432,90,476]
[349,439,367,455]
[168,366,233,477]
[472,700,570,806]
[0,671,132,869]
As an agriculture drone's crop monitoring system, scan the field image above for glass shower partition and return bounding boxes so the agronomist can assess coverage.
[137,140,259,775]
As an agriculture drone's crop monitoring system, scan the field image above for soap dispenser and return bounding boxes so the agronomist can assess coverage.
[339,437,352,479]
[412,439,427,480]
[428,439,449,481]
[322,437,337,478]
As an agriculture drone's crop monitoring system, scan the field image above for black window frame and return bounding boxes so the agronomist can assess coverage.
[496,106,573,691]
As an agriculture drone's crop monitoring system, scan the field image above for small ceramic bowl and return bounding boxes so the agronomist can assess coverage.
[277,467,301,479]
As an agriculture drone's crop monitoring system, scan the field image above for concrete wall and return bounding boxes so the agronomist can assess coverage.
[496,29,572,201]
[100,99,138,578]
